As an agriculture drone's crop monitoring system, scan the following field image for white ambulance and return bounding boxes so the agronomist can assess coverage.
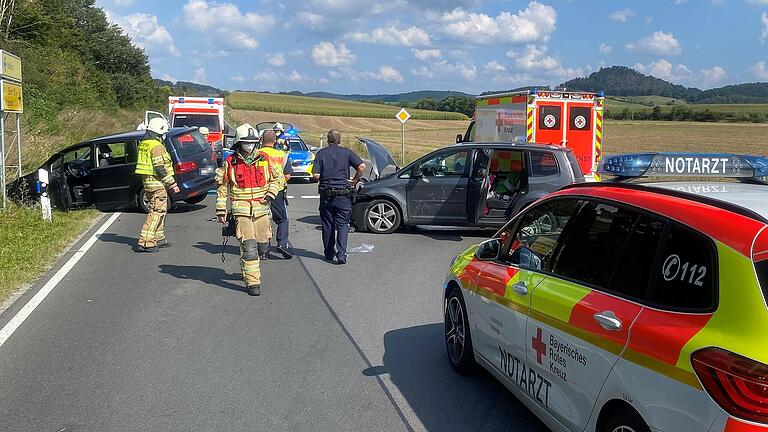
[460,90,606,181]
[167,96,227,157]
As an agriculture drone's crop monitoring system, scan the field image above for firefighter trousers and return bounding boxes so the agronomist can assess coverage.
[138,188,168,248]
[236,214,271,287]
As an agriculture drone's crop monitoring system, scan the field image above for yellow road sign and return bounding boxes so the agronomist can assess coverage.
[2,80,23,113]
[396,108,411,124]
[0,51,21,82]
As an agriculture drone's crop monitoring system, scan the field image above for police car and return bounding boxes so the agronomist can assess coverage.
[285,135,318,182]
[443,153,768,432]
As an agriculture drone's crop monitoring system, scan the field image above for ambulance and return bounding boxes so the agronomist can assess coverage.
[459,90,605,181]
[443,153,768,432]
[167,96,226,157]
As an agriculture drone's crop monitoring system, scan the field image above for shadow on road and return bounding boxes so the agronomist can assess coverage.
[98,233,136,249]
[290,246,328,261]
[193,241,240,256]
[297,215,322,226]
[367,323,547,432]
[158,264,246,293]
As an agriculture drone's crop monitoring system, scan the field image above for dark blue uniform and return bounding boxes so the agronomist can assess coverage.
[312,144,363,262]
[271,158,292,249]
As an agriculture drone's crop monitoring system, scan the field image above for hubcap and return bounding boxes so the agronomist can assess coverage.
[445,296,465,363]
[141,191,149,210]
[367,202,397,232]
[611,427,637,432]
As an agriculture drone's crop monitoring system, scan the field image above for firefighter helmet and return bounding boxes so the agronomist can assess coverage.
[146,117,169,135]
[273,122,284,132]
[199,126,210,135]
[234,123,260,144]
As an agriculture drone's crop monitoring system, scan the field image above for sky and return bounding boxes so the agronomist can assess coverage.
[96,0,768,95]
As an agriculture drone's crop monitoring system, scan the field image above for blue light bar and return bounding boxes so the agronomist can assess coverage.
[208,98,214,104]
[179,97,185,103]
[599,153,768,179]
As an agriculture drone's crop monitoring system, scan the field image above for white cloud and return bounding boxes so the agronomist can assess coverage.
[506,45,583,79]
[699,66,727,87]
[751,61,768,80]
[287,70,310,82]
[411,65,435,79]
[311,42,356,67]
[412,48,442,61]
[105,11,180,57]
[598,43,613,54]
[182,0,272,50]
[438,1,556,45]
[346,25,431,46]
[297,12,328,32]
[634,59,692,82]
[410,60,476,81]
[229,75,246,83]
[485,60,507,73]
[267,53,286,67]
[674,0,687,4]
[193,68,207,84]
[368,65,404,83]
[157,73,177,83]
[253,71,280,81]
[608,8,634,22]
[627,31,682,55]
[761,12,768,42]
[114,0,134,5]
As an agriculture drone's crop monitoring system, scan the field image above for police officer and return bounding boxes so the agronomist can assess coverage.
[259,130,293,259]
[312,129,366,264]
[216,123,282,296]
[273,122,288,151]
[135,117,179,252]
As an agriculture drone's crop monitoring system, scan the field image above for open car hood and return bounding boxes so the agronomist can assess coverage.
[358,137,398,179]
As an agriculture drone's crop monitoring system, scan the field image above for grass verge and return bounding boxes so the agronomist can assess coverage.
[0,204,100,304]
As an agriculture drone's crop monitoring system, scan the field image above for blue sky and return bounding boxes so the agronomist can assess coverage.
[96,0,768,94]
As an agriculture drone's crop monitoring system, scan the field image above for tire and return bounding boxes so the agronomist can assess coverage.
[137,187,150,213]
[364,199,401,234]
[601,408,651,432]
[445,286,476,374]
[184,193,207,205]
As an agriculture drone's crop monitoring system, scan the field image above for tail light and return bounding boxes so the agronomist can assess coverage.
[692,347,768,424]
[174,161,197,174]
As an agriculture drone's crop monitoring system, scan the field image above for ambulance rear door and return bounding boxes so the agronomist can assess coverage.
[534,100,564,146]
[564,101,595,179]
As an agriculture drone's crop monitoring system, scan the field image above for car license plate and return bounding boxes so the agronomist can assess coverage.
[199,165,215,175]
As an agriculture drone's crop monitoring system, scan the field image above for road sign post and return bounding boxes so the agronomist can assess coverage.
[0,50,22,210]
[396,108,410,163]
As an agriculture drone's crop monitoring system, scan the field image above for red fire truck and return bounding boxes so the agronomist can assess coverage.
[458,89,606,181]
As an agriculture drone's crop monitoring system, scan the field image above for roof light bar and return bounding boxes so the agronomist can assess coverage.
[599,153,768,179]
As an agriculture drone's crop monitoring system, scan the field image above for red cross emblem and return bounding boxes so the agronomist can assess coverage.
[532,328,547,365]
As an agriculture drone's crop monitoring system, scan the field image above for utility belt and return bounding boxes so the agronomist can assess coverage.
[319,186,352,198]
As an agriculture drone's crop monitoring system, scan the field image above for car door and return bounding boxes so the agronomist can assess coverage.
[467,148,491,223]
[473,198,582,408]
[91,140,139,210]
[526,200,650,431]
[46,154,71,210]
[406,148,470,224]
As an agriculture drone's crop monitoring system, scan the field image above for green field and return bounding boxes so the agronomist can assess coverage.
[227,92,469,120]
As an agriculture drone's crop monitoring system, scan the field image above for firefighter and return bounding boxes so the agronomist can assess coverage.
[259,130,293,259]
[312,129,366,264]
[216,123,281,296]
[135,117,179,253]
[273,122,287,151]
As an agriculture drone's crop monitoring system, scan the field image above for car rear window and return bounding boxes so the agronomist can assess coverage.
[170,132,209,158]
[530,150,559,177]
[565,151,586,182]
[757,260,768,305]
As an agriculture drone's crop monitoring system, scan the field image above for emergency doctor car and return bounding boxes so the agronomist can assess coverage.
[443,153,768,432]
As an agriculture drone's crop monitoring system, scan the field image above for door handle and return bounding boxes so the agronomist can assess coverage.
[594,311,622,331]
[512,281,528,296]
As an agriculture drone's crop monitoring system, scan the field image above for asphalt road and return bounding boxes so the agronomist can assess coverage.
[0,181,546,432]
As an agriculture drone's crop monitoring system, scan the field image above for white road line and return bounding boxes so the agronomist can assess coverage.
[0,212,122,350]
[287,195,295,199]
[300,195,320,199]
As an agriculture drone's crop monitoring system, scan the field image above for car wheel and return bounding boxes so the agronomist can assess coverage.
[137,187,150,213]
[184,193,207,205]
[364,199,401,234]
[602,408,651,432]
[445,286,476,374]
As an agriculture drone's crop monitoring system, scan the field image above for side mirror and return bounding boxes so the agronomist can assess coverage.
[456,133,463,143]
[475,238,501,261]
[310,146,319,152]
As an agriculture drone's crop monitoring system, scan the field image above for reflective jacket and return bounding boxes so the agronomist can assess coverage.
[260,146,288,190]
[216,150,281,217]
[135,138,176,190]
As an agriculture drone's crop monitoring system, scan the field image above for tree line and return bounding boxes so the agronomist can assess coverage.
[607,105,768,123]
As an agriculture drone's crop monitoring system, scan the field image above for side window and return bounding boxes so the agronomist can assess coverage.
[471,149,490,181]
[652,224,717,311]
[610,216,666,300]
[530,151,559,177]
[62,146,91,163]
[503,199,582,271]
[415,149,469,178]
[95,142,137,167]
[551,202,638,290]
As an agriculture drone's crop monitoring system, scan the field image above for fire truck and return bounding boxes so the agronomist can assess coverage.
[167,96,227,157]
[458,89,606,181]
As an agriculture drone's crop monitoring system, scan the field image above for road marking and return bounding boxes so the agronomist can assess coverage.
[287,195,295,199]
[0,212,122,350]
[300,195,320,199]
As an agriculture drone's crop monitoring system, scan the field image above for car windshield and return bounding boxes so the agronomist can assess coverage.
[288,140,307,151]
[170,131,209,158]
[172,114,221,132]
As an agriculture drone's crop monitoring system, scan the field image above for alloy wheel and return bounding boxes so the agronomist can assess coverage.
[367,202,397,232]
[445,296,465,363]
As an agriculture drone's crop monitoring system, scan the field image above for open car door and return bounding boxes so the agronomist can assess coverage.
[143,111,167,128]
[357,137,398,179]
[467,148,491,223]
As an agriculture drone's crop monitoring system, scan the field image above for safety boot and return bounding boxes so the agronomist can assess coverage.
[157,239,172,248]
[137,245,159,253]
[258,242,270,261]
[274,245,293,259]
[248,284,261,296]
